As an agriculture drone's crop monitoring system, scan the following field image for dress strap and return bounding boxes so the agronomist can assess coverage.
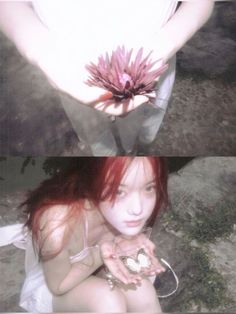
[0,223,27,249]
[82,209,89,249]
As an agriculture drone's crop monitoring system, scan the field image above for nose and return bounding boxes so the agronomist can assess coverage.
[128,192,143,216]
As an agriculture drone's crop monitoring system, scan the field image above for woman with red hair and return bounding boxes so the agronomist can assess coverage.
[1,157,168,312]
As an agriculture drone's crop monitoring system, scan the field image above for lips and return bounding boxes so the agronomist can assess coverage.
[125,219,143,227]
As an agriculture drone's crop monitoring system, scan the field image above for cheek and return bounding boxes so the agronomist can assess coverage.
[99,201,119,224]
[145,196,156,216]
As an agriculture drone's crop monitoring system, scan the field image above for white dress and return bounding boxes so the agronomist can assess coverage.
[0,218,96,313]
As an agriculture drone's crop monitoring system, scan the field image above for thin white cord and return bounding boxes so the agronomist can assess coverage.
[156,258,179,298]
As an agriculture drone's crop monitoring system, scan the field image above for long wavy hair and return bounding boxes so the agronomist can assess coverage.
[22,157,168,259]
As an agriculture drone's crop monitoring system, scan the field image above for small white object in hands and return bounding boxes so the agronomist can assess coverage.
[120,248,151,273]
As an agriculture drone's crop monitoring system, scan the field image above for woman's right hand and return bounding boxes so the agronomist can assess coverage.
[100,240,143,285]
[100,233,165,286]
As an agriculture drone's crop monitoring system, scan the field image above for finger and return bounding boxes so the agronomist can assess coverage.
[93,95,150,116]
[93,100,123,116]
[88,90,113,104]
[141,240,165,274]
[117,258,143,284]
[105,259,129,284]
[64,83,110,104]
[106,257,142,285]
[146,253,166,275]
[127,95,149,112]
[97,91,114,102]
[100,243,131,284]
[93,102,107,112]
[105,258,132,285]
[144,238,156,255]
[93,99,125,116]
[149,257,165,273]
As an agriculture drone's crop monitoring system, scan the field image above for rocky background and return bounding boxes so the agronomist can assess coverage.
[0,157,236,312]
[0,2,236,155]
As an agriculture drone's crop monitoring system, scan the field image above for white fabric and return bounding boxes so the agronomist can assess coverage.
[32,0,178,108]
[0,222,159,312]
[0,223,27,249]
[0,224,53,312]
[32,0,178,43]
[0,223,93,313]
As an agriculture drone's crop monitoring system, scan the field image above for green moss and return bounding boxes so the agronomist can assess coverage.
[190,249,229,308]
[160,200,236,312]
[175,247,233,312]
[187,202,236,243]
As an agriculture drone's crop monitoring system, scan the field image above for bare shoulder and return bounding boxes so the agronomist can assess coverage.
[39,204,74,255]
[40,204,70,227]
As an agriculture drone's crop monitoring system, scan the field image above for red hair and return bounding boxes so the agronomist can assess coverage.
[22,157,168,259]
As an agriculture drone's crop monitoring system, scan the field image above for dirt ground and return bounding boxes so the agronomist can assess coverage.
[0,2,235,155]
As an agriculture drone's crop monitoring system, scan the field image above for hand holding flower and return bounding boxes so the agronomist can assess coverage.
[86,46,168,116]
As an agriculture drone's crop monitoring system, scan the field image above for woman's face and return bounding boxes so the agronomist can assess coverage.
[99,158,157,236]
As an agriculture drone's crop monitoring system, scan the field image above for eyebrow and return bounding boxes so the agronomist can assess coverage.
[119,179,156,187]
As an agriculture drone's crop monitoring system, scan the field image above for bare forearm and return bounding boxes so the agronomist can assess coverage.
[57,231,116,294]
[0,1,49,62]
[44,229,115,296]
[159,0,215,60]
[43,247,103,296]
[57,249,103,295]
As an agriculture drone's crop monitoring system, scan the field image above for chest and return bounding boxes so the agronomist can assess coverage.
[33,0,177,40]
[68,210,107,257]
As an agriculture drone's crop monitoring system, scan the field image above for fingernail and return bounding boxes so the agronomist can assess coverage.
[99,92,113,101]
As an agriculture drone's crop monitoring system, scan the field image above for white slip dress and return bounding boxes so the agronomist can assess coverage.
[0,212,95,313]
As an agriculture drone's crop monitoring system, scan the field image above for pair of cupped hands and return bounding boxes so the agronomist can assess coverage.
[99,232,165,286]
[32,32,169,116]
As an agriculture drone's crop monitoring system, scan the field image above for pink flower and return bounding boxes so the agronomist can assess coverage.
[86,46,168,103]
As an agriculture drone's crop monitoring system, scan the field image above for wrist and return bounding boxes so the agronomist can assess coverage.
[153,29,178,63]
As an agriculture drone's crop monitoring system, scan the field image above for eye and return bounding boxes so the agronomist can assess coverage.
[145,184,156,193]
[116,188,126,198]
